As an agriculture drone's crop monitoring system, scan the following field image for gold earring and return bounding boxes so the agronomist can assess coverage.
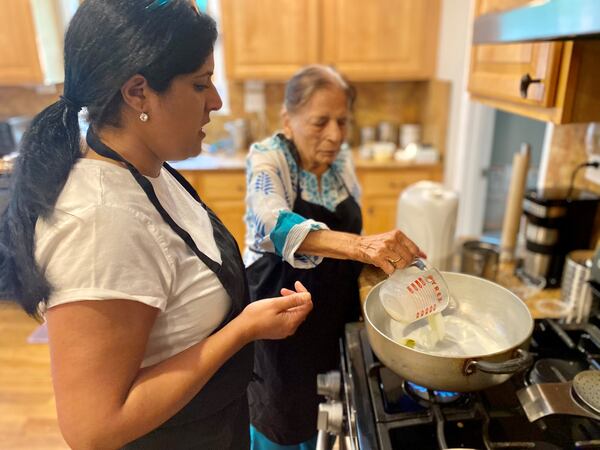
[139,112,149,122]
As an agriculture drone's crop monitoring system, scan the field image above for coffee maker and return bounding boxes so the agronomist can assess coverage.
[522,188,600,287]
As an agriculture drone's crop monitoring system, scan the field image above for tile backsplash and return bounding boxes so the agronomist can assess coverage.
[0,79,449,157]
[543,123,600,195]
[0,86,62,118]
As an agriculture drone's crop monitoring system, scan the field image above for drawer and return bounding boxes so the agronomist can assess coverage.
[359,169,437,196]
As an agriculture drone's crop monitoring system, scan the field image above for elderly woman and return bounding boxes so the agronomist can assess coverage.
[244,65,425,449]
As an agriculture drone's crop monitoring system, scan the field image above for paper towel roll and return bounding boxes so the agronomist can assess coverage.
[500,143,531,262]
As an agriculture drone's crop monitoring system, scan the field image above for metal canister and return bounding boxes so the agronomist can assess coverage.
[360,126,376,146]
[460,240,500,281]
[377,121,397,144]
[560,250,594,325]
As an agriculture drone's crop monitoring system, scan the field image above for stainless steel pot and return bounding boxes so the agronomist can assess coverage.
[364,272,534,392]
[460,240,499,280]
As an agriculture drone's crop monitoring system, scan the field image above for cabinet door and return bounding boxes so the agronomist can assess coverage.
[321,0,440,80]
[362,196,399,235]
[180,170,247,249]
[468,0,563,107]
[207,200,247,250]
[358,166,443,235]
[0,0,43,84]
[221,0,319,80]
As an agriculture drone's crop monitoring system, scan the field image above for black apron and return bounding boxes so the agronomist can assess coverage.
[246,145,363,445]
[85,129,254,450]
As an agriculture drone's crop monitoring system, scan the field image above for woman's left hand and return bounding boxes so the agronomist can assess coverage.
[354,229,426,274]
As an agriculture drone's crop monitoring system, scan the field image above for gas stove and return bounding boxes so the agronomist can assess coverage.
[317,316,600,450]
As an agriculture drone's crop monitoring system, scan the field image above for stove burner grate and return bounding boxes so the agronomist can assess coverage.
[527,357,586,385]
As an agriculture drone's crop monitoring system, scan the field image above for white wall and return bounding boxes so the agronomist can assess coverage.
[436,0,471,179]
[435,0,496,237]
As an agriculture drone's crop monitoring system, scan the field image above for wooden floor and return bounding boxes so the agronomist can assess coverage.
[0,301,341,450]
[0,301,67,449]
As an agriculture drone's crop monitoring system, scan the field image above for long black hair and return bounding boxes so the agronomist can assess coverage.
[0,0,217,317]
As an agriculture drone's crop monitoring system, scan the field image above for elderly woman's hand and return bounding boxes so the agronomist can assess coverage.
[355,230,426,274]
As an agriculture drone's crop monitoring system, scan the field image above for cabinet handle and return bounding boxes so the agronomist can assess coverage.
[519,73,542,99]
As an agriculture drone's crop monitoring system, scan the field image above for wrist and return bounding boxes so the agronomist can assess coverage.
[228,313,256,347]
[352,234,366,261]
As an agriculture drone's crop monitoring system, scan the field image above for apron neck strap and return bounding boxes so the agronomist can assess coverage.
[85,128,220,272]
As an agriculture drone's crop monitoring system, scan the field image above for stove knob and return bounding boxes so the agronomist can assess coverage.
[317,370,341,400]
[317,401,344,434]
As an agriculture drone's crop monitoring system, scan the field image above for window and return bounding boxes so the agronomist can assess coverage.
[204,0,230,114]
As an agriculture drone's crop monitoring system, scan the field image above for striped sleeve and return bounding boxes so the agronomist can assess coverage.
[244,136,329,269]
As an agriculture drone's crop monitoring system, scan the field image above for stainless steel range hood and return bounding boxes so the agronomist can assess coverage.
[473,0,600,44]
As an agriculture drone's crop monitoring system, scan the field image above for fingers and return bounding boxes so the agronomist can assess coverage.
[394,247,414,269]
[391,230,425,268]
[400,233,422,258]
[294,281,308,292]
[381,260,396,275]
[273,291,312,312]
[281,281,308,297]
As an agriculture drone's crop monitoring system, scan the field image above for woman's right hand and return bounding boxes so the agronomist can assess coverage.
[355,229,426,274]
[238,281,313,342]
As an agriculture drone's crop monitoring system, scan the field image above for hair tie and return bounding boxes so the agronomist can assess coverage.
[59,95,82,112]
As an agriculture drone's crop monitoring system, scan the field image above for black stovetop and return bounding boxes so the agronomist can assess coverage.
[343,315,600,450]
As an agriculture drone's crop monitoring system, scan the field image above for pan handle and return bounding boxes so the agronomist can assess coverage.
[464,349,534,375]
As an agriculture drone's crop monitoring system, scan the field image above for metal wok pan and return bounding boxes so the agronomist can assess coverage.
[364,272,534,392]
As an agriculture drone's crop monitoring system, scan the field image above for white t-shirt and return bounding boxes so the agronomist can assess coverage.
[35,159,231,367]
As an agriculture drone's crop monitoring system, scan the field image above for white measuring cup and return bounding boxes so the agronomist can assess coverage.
[379,259,450,323]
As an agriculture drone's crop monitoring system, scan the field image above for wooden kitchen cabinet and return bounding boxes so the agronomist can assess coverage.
[179,169,247,249]
[358,165,443,234]
[221,0,440,81]
[220,0,320,80]
[0,0,69,85]
[468,0,600,124]
[0,0,43,85]
[321,0,439,81]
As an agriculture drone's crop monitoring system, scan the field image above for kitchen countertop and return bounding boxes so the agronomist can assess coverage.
[169,151,247,171]
[168,149,442,172]
[358,262,562,319]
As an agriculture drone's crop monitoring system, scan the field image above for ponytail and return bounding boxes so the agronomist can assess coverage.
[0,0,217,318]
[0,100,81,317]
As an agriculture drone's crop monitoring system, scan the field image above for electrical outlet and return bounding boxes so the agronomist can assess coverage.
[586,154,600,185]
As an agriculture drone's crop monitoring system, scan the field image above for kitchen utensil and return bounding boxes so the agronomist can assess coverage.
[396,181,458,271]
[460,240,499,280]
[517,370,600,422]
[371,142,395,162]
[399,123,421,149]
[364,272,534,392]
[224,118,249,151]
[500,143,530,262]
[560,249,594,325]
[360,126,376,145]
[377,121,397,144]
[379,259,450,324]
